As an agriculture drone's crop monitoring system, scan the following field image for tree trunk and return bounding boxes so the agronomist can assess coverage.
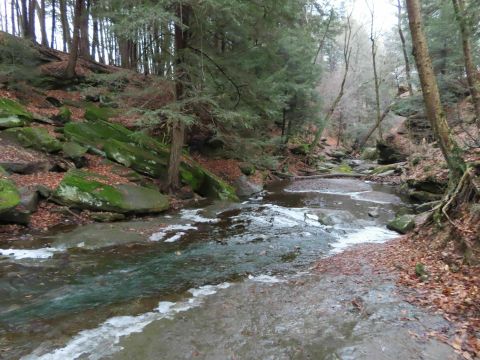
[51,0,56,48]
[27,0,35,42]
[59,0,70,51]
[11,0,16,36]
[167,3,191,191]
[397,0,414,96]
[65,0,83,79]
[452,0,480,125]
[4,0,8,33]
[406,0,465,183]
[20,0,29,38]
[37,0,49,46]
[79,0,90,58]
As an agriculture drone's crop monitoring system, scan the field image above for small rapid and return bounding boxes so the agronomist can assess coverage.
[0,179,411,359]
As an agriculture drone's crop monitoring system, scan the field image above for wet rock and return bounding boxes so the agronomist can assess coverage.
[89,212,126,223]
[370,164,402,176]
[360,147,378,161]
[408,190,443,203]
[52,169,170,214]
[368,209,380,218]
[387,214,415,234]
[4,127,62,153]
[234,175,263,197]
[376,140,407,165]
[0,186,40,225]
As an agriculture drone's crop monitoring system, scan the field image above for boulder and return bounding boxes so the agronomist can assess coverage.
[0,98,32,120]
[62,142,88,167]
[408,190,443,203]
[89,212,126,222]
[371,164,402,175]
[0,115,27,129]
[63,120,132,151]
[0,179,21,214]
[104,139,166,178]
[376,140,407,165]
[52,106,72,124]
[387,214,415,234]
[328,149,348,161]
[84,104,115,122]
[407,178,446,194]
[52,170,170,214]
[234,175,263,197]
[4,127,62,153]
[334,163,353,174]
[0,186,40,225]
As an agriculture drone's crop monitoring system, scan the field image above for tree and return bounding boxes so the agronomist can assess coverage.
[65,0,83,79]
[167,2,191,191]
[396,0,414,96]
[405,0,465,182]
[452,0,480,125]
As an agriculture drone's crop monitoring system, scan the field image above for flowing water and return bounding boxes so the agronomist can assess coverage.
[0,179,457,359]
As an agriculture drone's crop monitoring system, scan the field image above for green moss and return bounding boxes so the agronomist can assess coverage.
[63,142,88,160]
[387,214,415,234]
[0,179,20,213]
[84,104,116,121]
[63,120,132,150]
[0,98,32,119]
[335,163,353,174]
[53,170,169,213]
[55,106,72,123]
[0,115,27,129]
[4,127,62,153]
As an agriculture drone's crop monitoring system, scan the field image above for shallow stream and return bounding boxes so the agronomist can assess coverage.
[0,179,455,359]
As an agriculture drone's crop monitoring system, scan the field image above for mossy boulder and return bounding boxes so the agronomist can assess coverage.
[84,104,116,122]
[407,178,447,194]
[0,179,21,214]
[371,164,401,175]
[4,127,62,153]
[52,106,72,124]
[387,214,415,234]
[408,190,443,203]
[53,170,169,214]
[0,98,32,129]
[104,139,166,178]
[63,120,132,151]
[63,142,88,160]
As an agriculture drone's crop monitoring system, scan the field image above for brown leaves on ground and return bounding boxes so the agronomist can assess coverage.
[193,155,242,183]
[314,234,480,359]
[84,154,134,186]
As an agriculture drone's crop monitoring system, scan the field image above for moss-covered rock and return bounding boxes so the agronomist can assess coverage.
[52,106,72,124]
[387,214,415,234]
[4,127,62,153]
[63,120,132,151]
[334,163,353,174]
[53,170,169,214]
[0,179,21,214]
[104,139,166,178]
[371,164,401,175]
[407,178,447,194]
[84,104,115,121]
[0,115,27,129]
[0,98,32,119]
[239,163,255,176]
[408,190,443,203]
[63,141,88,160]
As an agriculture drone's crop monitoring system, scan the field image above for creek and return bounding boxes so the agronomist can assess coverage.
[0,179,455,359]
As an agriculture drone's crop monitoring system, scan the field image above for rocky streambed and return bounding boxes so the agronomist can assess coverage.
[0,178,457,359]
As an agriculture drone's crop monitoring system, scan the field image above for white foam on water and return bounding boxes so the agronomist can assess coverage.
[164,232,185,243]
[0,247,63,260]
[22,282,232,360]
[330,226,399,254]
[149,224,197,242]
[248,274,285,283]
[180,209,220,223]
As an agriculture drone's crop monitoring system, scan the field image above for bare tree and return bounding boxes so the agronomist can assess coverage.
[366,0,382,140]
[309,12,354,154]
[396,0,413,96]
